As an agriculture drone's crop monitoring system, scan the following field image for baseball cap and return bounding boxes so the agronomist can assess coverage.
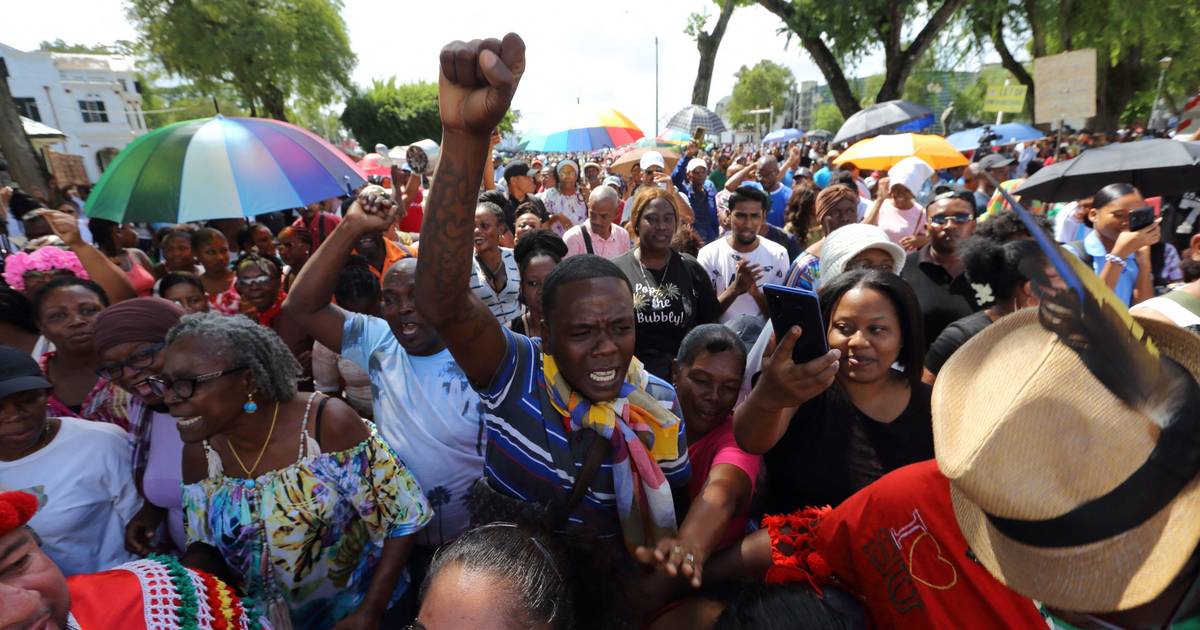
[978,153,1015,170]
[640,151,666,171]
[686,158,708,173]
[503,160,531,181]
[0,345,52,400]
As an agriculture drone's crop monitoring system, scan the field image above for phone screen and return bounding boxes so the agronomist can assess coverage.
[764,284,829,364]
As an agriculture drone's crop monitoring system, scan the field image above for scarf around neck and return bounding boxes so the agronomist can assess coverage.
[541,353,681,551]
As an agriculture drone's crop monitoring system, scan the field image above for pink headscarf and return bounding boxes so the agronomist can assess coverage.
[2,247,89,292]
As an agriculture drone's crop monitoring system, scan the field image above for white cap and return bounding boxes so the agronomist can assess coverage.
[819,223,907,288]
[640,151,666,171]
[686,158,708,173]
[887,156,935,196]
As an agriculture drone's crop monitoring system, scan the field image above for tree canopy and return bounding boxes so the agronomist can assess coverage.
[127,0,355,121]
[727,60,796,130]
[341,79,518,151]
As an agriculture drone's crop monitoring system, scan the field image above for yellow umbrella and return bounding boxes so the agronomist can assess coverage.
[834,133,969,170]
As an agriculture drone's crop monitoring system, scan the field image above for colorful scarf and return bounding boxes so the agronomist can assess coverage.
[542,353,681,551]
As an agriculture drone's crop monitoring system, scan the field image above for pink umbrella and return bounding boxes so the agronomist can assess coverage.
[358,153,390,177]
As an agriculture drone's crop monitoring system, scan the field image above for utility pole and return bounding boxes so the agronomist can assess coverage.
[0,58,51,195]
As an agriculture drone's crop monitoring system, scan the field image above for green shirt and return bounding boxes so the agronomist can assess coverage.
[708,170,727,191]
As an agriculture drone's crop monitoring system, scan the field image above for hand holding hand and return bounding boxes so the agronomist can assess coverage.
[756,325,840,410]
[635,538,706,588]
[438,34,526,136]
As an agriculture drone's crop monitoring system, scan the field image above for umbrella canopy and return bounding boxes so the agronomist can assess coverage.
[834,100,934,145]
[763,128,804,144]
[85,116,365,223]
[1013,139,1200,202]
[522,108,643,152]
[946,123,1047,151]
[806,129,833,141]
[358,153,391,177]
[834,133,969,170]
[665,104,729,135]
[609,147,681,178]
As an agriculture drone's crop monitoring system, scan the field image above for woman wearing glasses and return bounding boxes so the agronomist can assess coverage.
[93,297,190,554]
[235,254,314,389]
[155,313,430,629]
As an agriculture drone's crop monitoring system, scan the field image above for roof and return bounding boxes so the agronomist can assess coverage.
[22,116,66,138]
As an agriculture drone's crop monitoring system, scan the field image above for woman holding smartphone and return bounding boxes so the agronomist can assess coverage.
[1063,183,1160,306]
[733,269,932,515]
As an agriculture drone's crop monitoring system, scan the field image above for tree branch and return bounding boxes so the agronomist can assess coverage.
[991,18,1035,113]
[875,0,967,102]
[758,0,861,117]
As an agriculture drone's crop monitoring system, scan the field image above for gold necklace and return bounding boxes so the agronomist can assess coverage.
[227,402,279,477]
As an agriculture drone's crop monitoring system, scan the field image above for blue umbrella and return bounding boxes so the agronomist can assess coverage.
[763,128,804,144]
[946,123,1046,151]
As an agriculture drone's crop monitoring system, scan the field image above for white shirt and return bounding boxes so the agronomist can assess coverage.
[697,236,789,323]
[538,188,589,225]
[0,418,140,575]
[340,313,488,546]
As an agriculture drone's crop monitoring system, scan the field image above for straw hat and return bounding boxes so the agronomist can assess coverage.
[934,308,1200,613]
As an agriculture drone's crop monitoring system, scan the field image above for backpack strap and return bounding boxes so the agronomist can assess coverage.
[581,224,595,255]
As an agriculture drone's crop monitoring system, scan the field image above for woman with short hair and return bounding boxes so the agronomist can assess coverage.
[159,313,431,629]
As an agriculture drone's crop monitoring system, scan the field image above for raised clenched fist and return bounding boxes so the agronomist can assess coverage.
[438,33,526,136]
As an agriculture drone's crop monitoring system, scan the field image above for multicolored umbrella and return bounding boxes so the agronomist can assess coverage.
[834,133,969,170]
[522,108,644,153]
[85,115,365,223]
[665,105,729,135]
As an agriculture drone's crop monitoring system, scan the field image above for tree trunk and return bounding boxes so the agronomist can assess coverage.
[261,84,288,121]
[1023,0,1047,58]
[691,0,737,106]
[0,59,51,197]
[874,0,967,103]
[991,21,1036,116]
[758,0,861,117]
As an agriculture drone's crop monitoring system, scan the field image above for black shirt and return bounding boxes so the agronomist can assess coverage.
[763,224,802,262]
[763,380,934,515]
[924,310,993,375]
[613,250,722,382]
[899,248,980,351]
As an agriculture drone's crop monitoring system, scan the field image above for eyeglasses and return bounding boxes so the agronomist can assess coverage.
[96,342,165,380]
[235,275,274,289]
[929,213,974,226]
[146,366,246,400]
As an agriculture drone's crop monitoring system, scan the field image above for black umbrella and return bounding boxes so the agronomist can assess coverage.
[665,105,729,135]
[1013,139,1200,202]
[833,100,934,144]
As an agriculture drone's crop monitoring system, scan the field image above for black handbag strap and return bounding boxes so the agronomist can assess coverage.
[581,224,595,255]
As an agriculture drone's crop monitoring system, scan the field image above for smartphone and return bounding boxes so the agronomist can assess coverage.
[764,284,829,365]
[1129,205,1155,231]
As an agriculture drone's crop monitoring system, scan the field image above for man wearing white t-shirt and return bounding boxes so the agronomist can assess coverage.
[697,186,789,324]
[281,190,487,557]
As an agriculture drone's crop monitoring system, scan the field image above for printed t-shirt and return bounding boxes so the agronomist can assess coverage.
[686,419,761,551]
[763,381,934,516]
[762,460,1044,630]
[477,327,691,538]
[696,236,789,324]
[612,250,722,382]
[0,417,140,575]
[340,312,487,546]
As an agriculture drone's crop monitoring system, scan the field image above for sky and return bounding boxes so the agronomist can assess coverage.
[10,0,895,137]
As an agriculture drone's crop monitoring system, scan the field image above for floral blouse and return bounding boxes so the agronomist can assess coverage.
[208,283,241,316]
[182,420,431,629]
[39,351,134,433]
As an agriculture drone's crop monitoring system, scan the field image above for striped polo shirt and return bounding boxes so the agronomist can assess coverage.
[477,327,691,539]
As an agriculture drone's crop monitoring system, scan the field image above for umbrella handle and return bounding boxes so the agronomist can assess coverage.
[345,175,353,196]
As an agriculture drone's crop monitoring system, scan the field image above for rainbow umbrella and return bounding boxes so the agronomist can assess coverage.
[523,108,644,152]
[85,115,366,223]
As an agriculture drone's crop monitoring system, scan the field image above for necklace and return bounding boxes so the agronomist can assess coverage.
[477,254,506,290]
[227,401,279,477]
[635,247,674,300]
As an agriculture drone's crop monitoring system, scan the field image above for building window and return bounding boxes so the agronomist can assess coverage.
[79,100,108,123]
[14,97,41,122]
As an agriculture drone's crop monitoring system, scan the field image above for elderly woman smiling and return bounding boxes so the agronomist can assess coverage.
[154,313,430,629]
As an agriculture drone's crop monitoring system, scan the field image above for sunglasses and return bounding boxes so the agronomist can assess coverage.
[96,342,165,380]
[235,275,274,289]
[930,213,974,225]
[146,366,246,400]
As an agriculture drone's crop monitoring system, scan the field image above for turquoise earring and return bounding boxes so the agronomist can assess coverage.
[243,392,258,414]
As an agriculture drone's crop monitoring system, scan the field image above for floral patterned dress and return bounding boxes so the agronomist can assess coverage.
[182,397,431,629]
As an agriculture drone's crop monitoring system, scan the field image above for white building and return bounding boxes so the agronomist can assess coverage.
[2,43,147,183]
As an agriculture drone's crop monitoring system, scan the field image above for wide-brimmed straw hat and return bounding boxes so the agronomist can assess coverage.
[934,308,1200,613]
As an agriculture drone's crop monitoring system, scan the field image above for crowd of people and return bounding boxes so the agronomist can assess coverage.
[2,31,1200,630]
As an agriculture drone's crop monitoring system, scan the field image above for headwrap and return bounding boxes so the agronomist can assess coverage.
[541,354,682,552]
[888,156,934,197]
[2,247,88,291]
[93,297,185,354]
[0,491,38,538]
[815,184,859,224]
[556,159,580,177]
